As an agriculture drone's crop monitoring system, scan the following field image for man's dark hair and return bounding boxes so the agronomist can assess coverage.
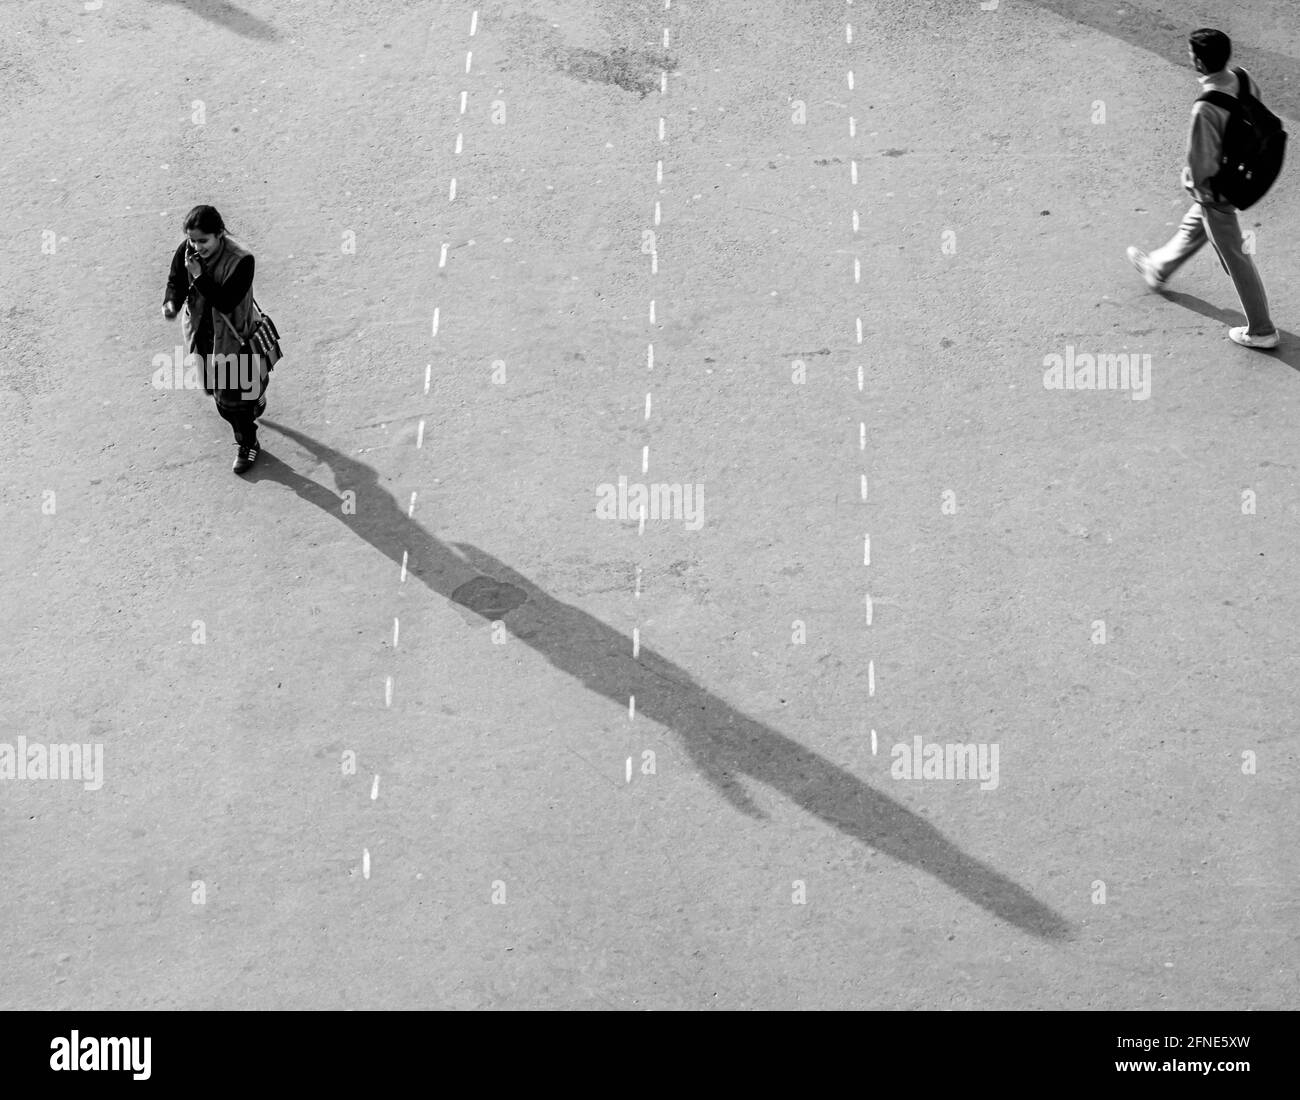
[1189,28,1232,74]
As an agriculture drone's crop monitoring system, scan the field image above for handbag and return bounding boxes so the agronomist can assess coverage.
[218,297,283,371]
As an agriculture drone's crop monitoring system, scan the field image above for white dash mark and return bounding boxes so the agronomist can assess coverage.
[856,317,863,343]
[654,201,661,226]
[864,533,871,565]
[408,492,417,517]
[470,9,478,35]
[635,567,642,598]
[417,419,425,448]
[642,446,649,474]
[400,550,409,582]
[439,243,448,268]
[859,422,866,449]
[633,628,640,657]
[661,72,667,94]
[663,29,670,48]
[659,117,666,141]
[449,178,457,201]
[854,258,861,283]
[846,24,853,42]
[629,694,636,720]
[363,849,371,879]
[465,51,472,73]
[861,473,868,501]
[459,90,468,113]
[849,116,856,138]
[638,504,647,537]
[865,593,873,624]
[651,251,658,274]
[626,756,633,783]
[455,132,463,154]
[645,393,652,419]
[868,660,875,696]
[871,729,878,755]
[384,676,393,707]
[851,160,858,185]
[656,160,663,184]
[857,363,864,391]
[371,774,380,800]
[649,300,656,323]
[852,209,860,233]
[424,364,432,394]
[393,618,400,648]
[647,344,654,371]
[847,71,854,90]
[432,308,440,337]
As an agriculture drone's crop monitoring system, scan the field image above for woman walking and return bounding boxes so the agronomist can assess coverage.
[162,205,268,473]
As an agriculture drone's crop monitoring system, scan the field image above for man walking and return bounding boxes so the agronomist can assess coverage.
[1127,28,1279,349]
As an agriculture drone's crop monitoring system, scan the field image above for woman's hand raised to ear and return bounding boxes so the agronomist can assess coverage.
[162,301,178,320]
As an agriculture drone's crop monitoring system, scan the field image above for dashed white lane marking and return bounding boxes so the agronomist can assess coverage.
[629,10,674,733]
[844,10,873,721]
[369,7,483,880]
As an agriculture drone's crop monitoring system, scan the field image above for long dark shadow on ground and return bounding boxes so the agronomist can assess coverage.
[145,0,278,40]
[1159,290,1299,372]
[1026,0,1300,121]
[249,419,1072,941]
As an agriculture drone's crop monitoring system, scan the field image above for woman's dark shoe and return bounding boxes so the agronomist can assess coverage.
[232,442,260,474]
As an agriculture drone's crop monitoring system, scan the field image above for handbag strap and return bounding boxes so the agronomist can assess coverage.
[214,296,265,343]
[215,309,244,344]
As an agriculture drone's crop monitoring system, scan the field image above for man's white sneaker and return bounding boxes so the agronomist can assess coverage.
[1228,326,1280,349]
[1126,246,1166,291]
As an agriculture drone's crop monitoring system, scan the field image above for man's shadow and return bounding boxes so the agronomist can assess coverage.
[144,0,278,41]
[1161,291,1300,373]
[250,419,1072,941]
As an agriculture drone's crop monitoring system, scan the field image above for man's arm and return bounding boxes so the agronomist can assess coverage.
[1186,101,1228,204]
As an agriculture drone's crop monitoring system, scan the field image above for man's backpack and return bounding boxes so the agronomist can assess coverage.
[1197,66,1287,210]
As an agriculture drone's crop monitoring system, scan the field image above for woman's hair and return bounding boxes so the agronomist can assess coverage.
[182,205,226,235]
